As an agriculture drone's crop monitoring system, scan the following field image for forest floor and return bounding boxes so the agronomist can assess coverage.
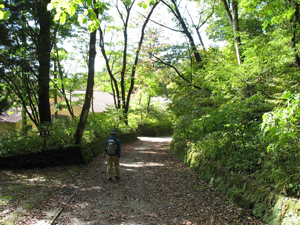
[0,137,266,225]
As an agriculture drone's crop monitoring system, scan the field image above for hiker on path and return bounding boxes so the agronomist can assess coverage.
[105,129,121,181]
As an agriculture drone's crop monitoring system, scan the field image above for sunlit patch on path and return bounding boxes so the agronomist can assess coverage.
[50,137,265,225]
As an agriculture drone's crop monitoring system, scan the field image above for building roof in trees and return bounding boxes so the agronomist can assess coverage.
[0,108,22,123]
[70,90,115,113]
[0,91,115,123]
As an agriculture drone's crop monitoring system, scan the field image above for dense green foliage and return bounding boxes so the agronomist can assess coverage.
[0,113,132,160]
[133,98,174,137]
[168,0,300,197]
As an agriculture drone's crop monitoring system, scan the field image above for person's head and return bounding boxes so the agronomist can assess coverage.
[110,129,118,135]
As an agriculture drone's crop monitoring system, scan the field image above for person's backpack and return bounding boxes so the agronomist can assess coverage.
[106,138,117,155]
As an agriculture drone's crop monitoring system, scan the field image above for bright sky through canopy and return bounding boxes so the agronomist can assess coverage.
[58,0,225,74]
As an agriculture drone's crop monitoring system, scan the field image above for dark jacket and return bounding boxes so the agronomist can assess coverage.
[105,135,121,158]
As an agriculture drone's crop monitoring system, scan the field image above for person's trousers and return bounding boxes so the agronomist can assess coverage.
[106,155,120,178]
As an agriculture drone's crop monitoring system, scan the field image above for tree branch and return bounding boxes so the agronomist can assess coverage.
[98,25,121,108]
[54,47,75,117]
[136,11,184,33]
[221,0,233,23]
[150,53,202,90]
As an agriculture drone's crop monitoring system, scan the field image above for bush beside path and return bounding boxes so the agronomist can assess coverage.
[1,138,265,224]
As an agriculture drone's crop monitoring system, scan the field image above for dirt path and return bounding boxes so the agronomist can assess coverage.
[52,138,265,225]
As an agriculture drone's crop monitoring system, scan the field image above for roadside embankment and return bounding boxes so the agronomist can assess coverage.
[170,140,300,225]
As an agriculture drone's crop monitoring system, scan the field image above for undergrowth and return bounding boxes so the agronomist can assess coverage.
[0,111,133,158]
[170,92,300,197]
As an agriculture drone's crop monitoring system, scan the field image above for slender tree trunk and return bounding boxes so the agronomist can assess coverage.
[162,0,202,64]
[101,0,158,125]
[196,29,205,49]
[221,0,242,65]
[92,97,94,113]
[119,4,131,124]
[221,0,232,23]
[124,2,159,125]
[54,62,58,119]
[55,48,75,118]
[74,8,98,145]
[21,14,27,133]
[37,0,52,125]
[231,0,242,65]
[146,95,151,118]
[291,2,300,66]
[99,27,121,108]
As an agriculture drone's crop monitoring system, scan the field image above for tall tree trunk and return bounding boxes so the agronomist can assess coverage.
[119,3,131,125]
[54,65,58,120]
[221,0,242,65]
[231,0,242,65]
[21,14,27,133]
[221,0,232,22]
[291,1,300,67]
[100,0,158,125]
[99,27,121,108]
[162,0,202,64]
[124,1,159,124]
[74,8,98,145]
[55,48,75,118]
[145,95,151,118]
[37,0,52,125]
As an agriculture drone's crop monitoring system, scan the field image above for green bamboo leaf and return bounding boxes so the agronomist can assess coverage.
[3,10,9,20]
[68,5,77,16]
[87,0,92,7]
[88,24,93,33]
[90,12,97,20]
[99,7,104,15]
[124,0,131,6]
[149,0,155,6]
[60,12,66,24]
[95,19,100,28]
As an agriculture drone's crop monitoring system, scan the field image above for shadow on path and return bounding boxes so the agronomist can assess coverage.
[53,137,265,225]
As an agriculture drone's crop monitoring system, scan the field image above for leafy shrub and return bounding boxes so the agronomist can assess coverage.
[171,90,300,196]
[0,134,44,156]
[0,113,136,167]
[258,91,300,195]
[130,95,174,137]
[137,117,174,137]
[173,94,270,173]
[261,91,300,153]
